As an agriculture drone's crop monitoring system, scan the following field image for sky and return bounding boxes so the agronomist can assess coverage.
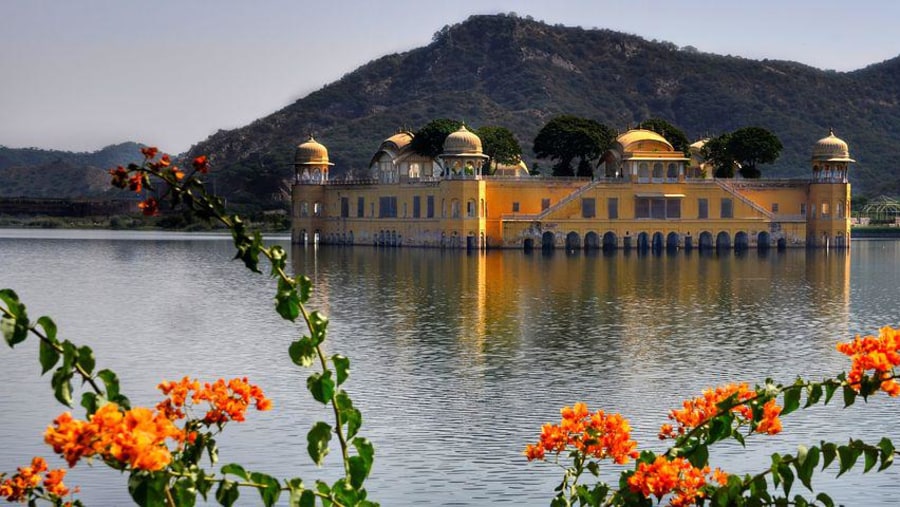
[2,0,899,154]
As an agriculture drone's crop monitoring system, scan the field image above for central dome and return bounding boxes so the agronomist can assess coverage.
[812,129,854,162]
[442,125,483,155]
[295,135,332,166]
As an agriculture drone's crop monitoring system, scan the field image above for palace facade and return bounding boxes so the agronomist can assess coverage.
[291,126,853,250]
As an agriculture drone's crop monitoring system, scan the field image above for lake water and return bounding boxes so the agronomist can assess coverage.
[1,229,899,506]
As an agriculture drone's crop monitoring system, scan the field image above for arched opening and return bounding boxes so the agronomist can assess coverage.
[638,163,650,182]
[835,233,847,248]
[734,232,749,250]
[652,163,664,181]
[777,237,787,250]
[637,232,650,251]
[667,163,678,181]
[666,232,680,250]
[757,231,770,250]
[565,232,581,250]
[584,232,601,250]
[716,231,731,250]
[542,231,555,250]
[602,232,617,251]
[524,238,534,251]
[652,232,664,251]
[684,235,693,250]
[699,231,713,250]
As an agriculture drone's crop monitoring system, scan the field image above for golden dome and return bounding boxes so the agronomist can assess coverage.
[442,125,483,155]
[295,135,333,166]
[812,129,854,162]
[384,131,413,150]
[616,129,674,152]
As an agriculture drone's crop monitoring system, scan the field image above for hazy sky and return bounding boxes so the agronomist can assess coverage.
[2,0,899,154]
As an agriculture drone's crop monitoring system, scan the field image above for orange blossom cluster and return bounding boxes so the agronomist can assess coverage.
[109,147,197,217]
[44,403,184,471]
[836,325,900,396]
[627,456,728,507]
[524,402,639,464]
[156,376,272,425]
[659,382,783,439]
[0,457,73,502]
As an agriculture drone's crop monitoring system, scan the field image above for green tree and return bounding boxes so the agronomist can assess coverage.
[639,117,690,155]
[532,115,616,177]
[476,126,522,173]
[410,118,462,158]
[701,134,735,178]
[728,126,783,179]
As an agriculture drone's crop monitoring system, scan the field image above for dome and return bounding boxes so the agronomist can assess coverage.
[442,125,483,155]
[384,131,413,150]
[616,129,674,152]
[812,129,854,163]
[295,135,333,166]
[689,139,708,151]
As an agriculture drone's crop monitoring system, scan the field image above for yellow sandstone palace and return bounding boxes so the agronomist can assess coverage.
[291,126,853,250]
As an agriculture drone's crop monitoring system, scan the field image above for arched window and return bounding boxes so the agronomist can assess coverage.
[667,163,678,181]
[300,201,309,217]
[638,163,650,182]
[652,163,664,180]
[836,201,845,218]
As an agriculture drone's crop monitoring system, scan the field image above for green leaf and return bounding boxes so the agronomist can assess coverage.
[172,478,198,507]
[824,380,839,405]
[51,366,73,406]
[215,479,240,507]
[841,384,856,407]
[777,463,794,496]
[878,437,895,471]
[348,438,375,488]
[275,277,300,322]
[863,447,878,473]
[220,463,248,480]
[128,471,168,506]
[249,471,281,507]
[336,390,362,439]
[687,443,709,468]
[782,386,801,416]
[708,415,732,444]
[289,337,317,368]
[39,338,60,375]
[816,492,835,507]
[795,445,819,491]
[805,383,822,408]
[298,489,316,507]
[821,442,837,470]
[77,345,95,376]
[837,445,859,477]
[307,421,333,466]
[297,276,312,304]
[97,369,128,408]
[308,311,329,345]
[268,245,287,275]
[81,392,99,416]
[0,289,29,348]
[333,355,350,386]
[36,316,57,342]
[307,371,335,404]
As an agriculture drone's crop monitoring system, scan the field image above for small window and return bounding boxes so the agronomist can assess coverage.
[582,198,596,218]
[698,198,708,219]
[357,197,364,218]
[313,202,322,216]
[720,198,733,219]
[512,202,520,212]
[607,198,618,219]
[821,202,830,217]
[301,201,309,217]
[541,198,550,211]
[427,196,435,218]
[800,203,807,216]
[771,203,779,213]
[413,196,421,218]
[636,198,650,218]
[340,197,349,218]
[666,199,681,219]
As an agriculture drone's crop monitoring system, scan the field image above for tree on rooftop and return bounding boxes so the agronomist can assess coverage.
[410,118,462,159]
[639,118,690,155]
[477,126,522,173]
[729,126,783,179]
[533,115,616,177]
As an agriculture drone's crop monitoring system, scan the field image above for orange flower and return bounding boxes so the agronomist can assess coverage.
[192,155,209,173]
[44,403,184,472]
[524,403,639,465]
[628,456,712,506]
[0,457,71,502]
[837,326,900,396]
[138,197,159,216]
[140,146,159,159]
[660,383,782,439]
[156,376,272,426]
[128,173,143,193]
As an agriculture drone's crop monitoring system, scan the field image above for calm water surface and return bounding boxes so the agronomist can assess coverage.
[1,229,898,505]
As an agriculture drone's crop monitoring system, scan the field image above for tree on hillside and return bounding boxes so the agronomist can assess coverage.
[410,118,462,158]
[729,127,783,179]
[476,126,522,173]
[533,115,616,177]
[639,118,690,155]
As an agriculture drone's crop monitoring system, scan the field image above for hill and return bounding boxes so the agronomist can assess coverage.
[0,143,145,198]
[183,14,900,208]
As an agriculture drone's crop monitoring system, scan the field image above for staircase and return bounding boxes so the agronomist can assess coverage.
[714,180,775,220]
